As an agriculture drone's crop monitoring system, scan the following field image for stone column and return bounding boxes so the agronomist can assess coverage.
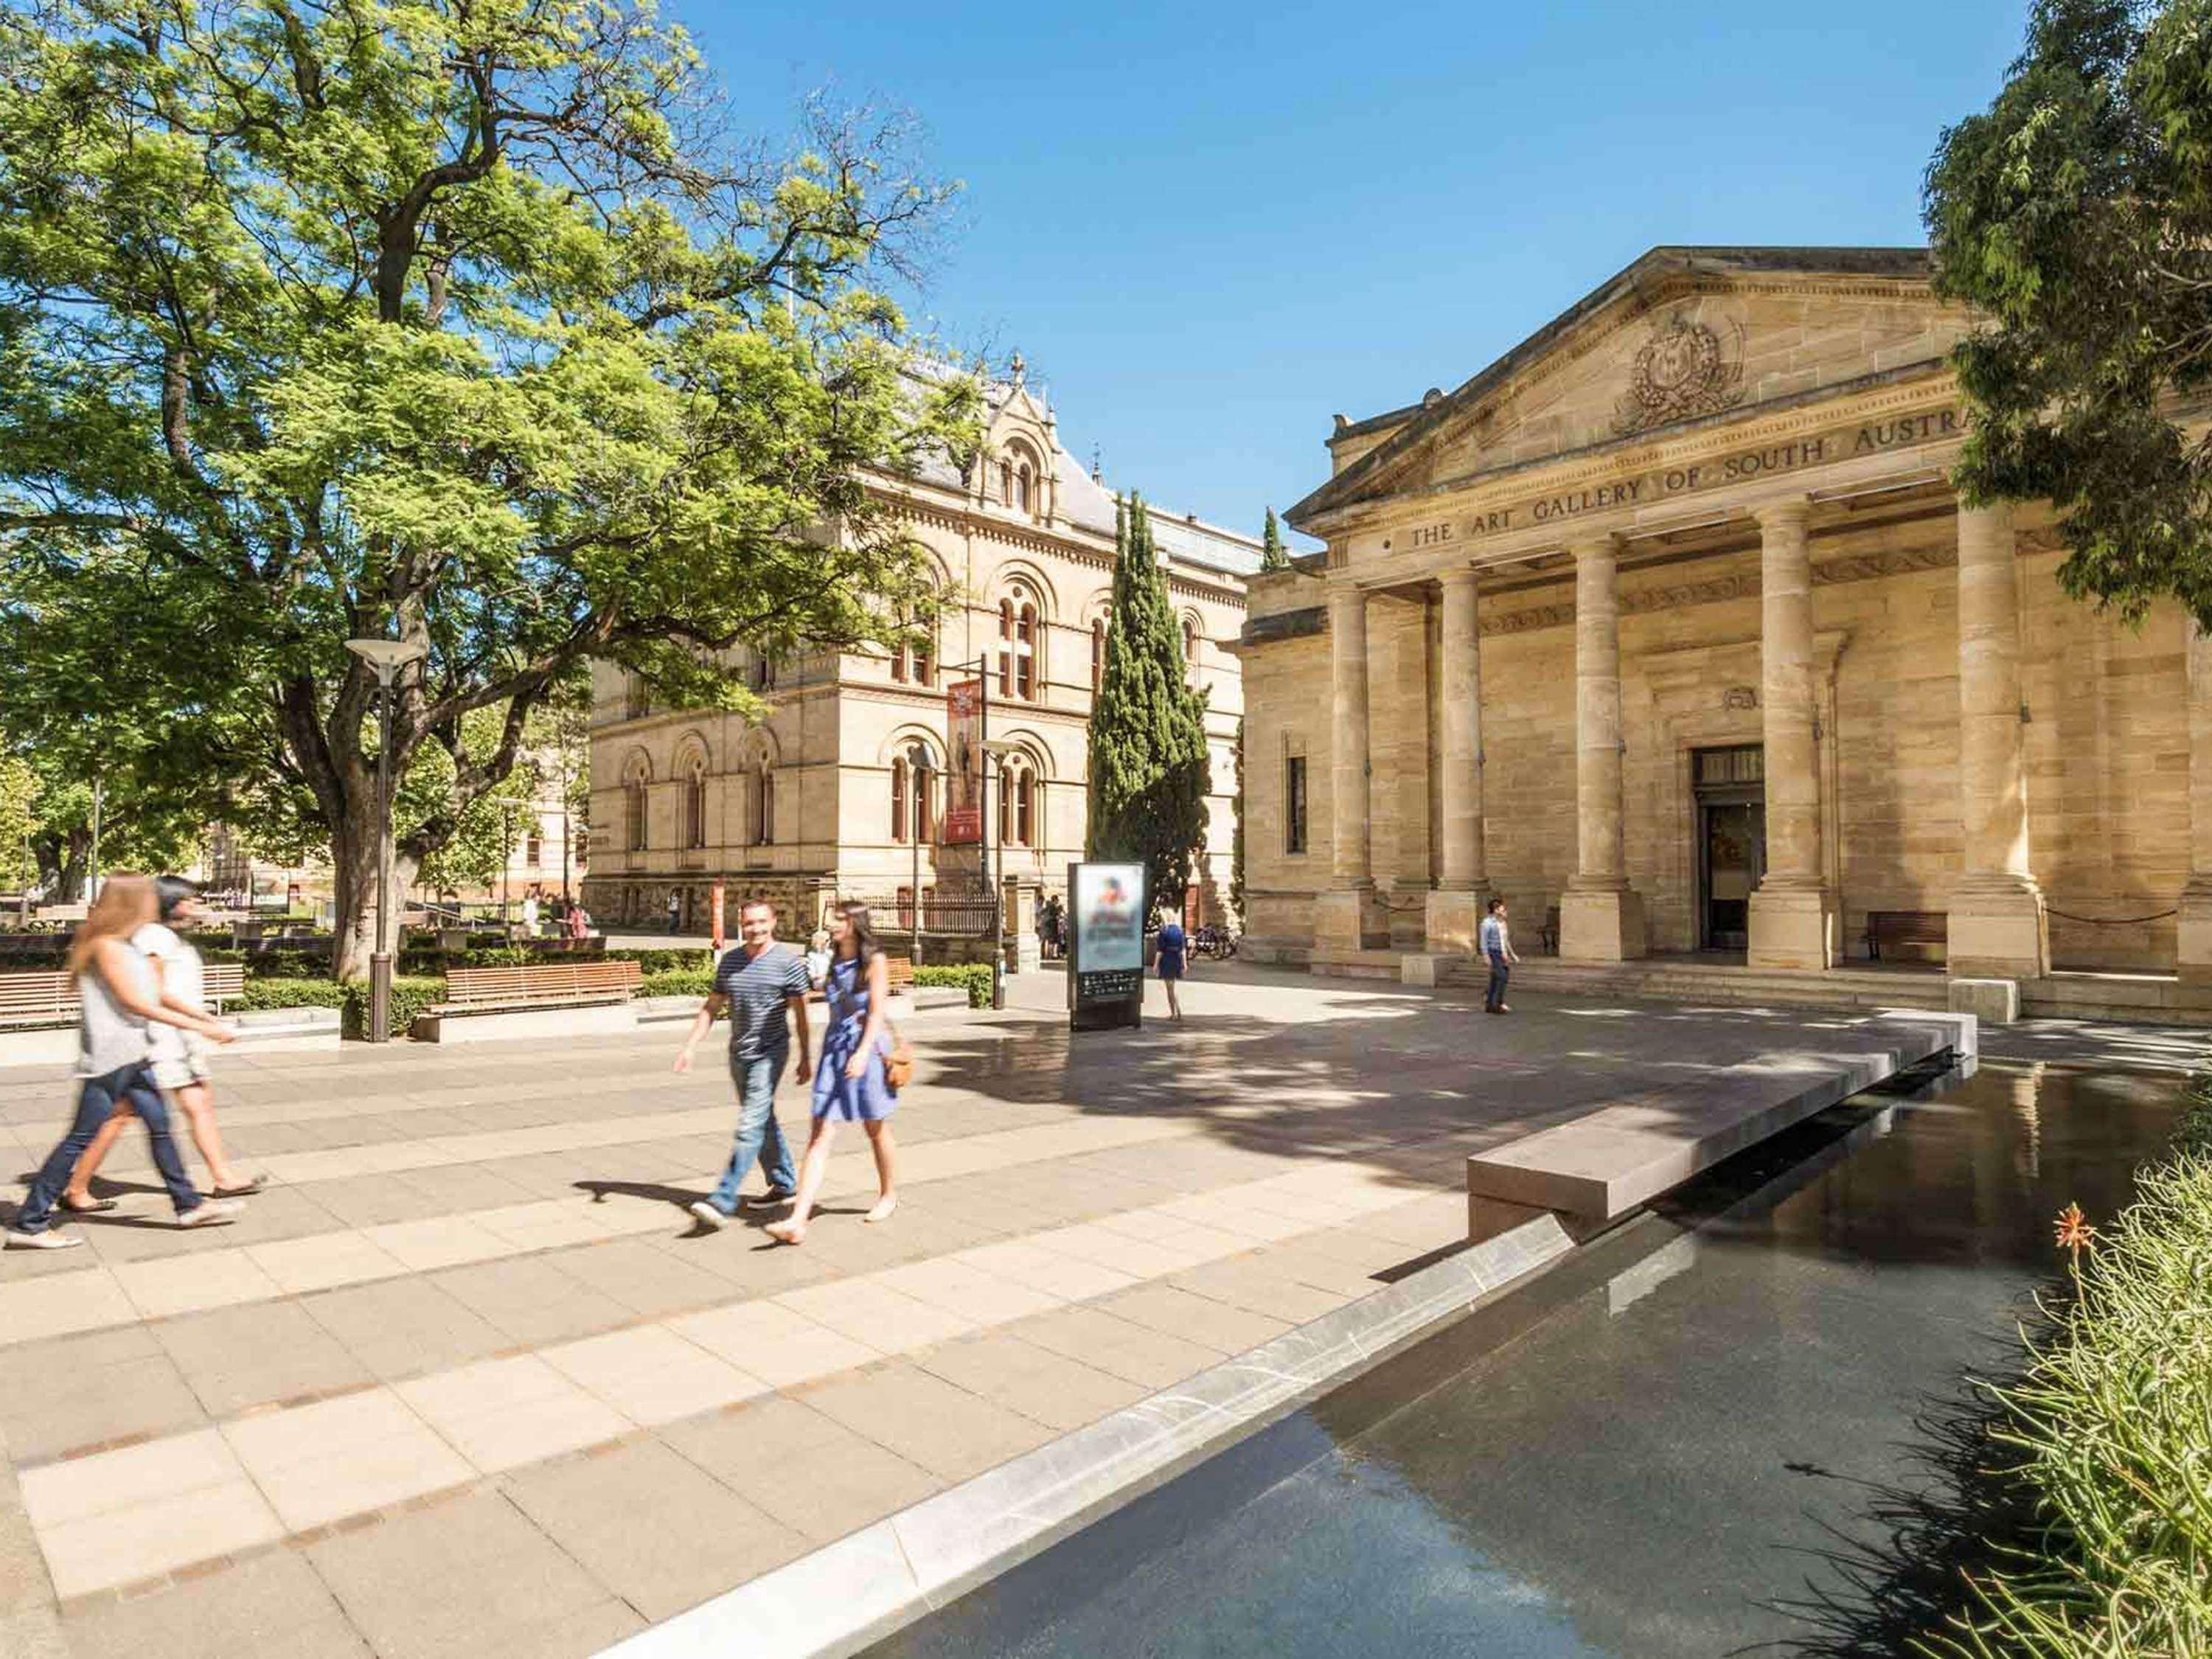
[2177,622,2212,981]
[1315,583,1384,950]
[1426,570,1486,952]
[1950,500,2049,978]
[1747,498,1836,968]
[1559,533,1646,961]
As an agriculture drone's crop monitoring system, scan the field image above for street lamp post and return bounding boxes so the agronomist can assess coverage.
[346,637,430,1044]
[906,742,928,968]
[981,738,1021,1012]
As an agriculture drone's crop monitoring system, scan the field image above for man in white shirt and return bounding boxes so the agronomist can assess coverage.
[1478,897,1520,1015]
[62,877,265,1208]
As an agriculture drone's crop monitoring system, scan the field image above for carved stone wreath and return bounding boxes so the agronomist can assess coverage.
[1613,313,1745,436]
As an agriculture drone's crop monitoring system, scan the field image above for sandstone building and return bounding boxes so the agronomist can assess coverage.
[583,367,1256,934]
[1237,246,2212,1007]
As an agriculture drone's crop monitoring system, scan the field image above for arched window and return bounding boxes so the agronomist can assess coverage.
[913,627,933,686]
[997,599,1015,697]
[1090,619,1105,695]
[912,755,933,842]
[625,674,650,720]
[1183,618,1198,664]
[1016,464,1032,515]
[752,653,776,692]
[753,763,775,846]
[999,459,1012,506]
[890,642,908,684]
[1015,603,1037,700]
[891,756,908,843]
[682,759,706,849]
[623,761,650,852]
[1018,768,1036,847]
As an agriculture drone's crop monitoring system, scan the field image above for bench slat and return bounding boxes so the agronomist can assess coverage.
[443,960,639,1010]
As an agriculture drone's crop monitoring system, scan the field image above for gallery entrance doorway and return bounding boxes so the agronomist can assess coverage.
[1694,745,1766,951]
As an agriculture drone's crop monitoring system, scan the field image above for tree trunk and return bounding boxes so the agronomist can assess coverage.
[330,801,427,981]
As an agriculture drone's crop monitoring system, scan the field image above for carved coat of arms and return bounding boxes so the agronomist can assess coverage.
[1613,313,1745,436]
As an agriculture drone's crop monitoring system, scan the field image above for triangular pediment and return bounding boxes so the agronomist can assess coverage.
[1290,247,1972,529]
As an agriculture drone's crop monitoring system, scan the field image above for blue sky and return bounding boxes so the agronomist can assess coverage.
[688,1,2029,545]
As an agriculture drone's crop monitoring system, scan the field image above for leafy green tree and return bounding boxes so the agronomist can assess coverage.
[1086,496,1211,914]
[0,751,36,902]
[0,1,976,977]
[1259,507,1290,572]
[1926,0,2212,624]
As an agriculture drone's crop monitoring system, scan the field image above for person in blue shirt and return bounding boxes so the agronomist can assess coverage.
[1155,914,1189,1021]
[1478,897,1519,1015]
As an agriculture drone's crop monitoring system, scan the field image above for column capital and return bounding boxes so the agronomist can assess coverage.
[1565,530,1620,560]
[1754,495,1813,532]
[1956,495,2015,532]
[1436,566,1481,596]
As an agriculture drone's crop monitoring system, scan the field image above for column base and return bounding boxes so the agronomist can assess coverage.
[1424,888,1484,955]
[1746,884,1837,970]
[1947,875,2049,979]
[2177,880,2212,984]
[1559,886,1646,963]
[1314,886,1389,953]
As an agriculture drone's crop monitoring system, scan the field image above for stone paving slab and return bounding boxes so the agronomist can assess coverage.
[0,965,2014,1659]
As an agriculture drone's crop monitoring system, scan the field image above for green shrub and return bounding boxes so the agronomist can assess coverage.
[914,963,993,1008]
[605,947,715,974]
[338,976,446,1040]
[229,978,348,1013]
[639,970,714,998]
[1916,1081,2212,1656]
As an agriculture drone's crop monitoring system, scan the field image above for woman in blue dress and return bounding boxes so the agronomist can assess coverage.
[766,902,899,1244]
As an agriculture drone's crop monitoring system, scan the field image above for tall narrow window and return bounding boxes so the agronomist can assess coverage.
[754,765,775,846]
[1016,770,1035,846]
[999,460,1012,506]
[891,642,908,684]
[1016,465,1032,515]
[625,675,649,720]
[625,775,648,852]
[683,760,707,849]
[891,757,908,843]
[913,758,933,842]
[998,768,1014,847]
[1015,604,1037,700]
[1183,619,1199,685]
[1285,756,1309,855]
[997,600,1014,696]
[525,829,543,867]
[914,630,933,686]
[1090,620,1105,695]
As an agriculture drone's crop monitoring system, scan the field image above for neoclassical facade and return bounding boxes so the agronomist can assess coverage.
[1238,246,2212,990]
[583,369,1256,933]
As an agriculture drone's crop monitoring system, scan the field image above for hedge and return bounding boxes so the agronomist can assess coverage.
[639,970,715,998]
[605,947,715,974]
[914,963,993,1008]
[228,978,348,1013]
[338,977,446,1041]
[1913,1079,2212,1657]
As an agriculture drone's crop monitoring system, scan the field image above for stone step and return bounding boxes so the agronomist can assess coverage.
[1465,1009,1975,1234]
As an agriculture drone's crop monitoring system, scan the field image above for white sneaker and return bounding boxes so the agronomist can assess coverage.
[177,1199,244,1229]
[686,1200,728,1231]
[5,1228,84,1251]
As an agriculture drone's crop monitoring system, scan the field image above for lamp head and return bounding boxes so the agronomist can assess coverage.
[345,639,430,681]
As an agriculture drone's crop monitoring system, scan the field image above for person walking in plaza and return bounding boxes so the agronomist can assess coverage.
[666,887,683,935]
[7,877,240,1250]
[1155,911,1189,1021]
[675,900,812,1229]
[61,877,265,1211]
[765,902,899,1245]
[1481,897,1520,1015]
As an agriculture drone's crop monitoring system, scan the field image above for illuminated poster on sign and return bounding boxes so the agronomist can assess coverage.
[1068,860,1147,1031]
[945,678,982,845]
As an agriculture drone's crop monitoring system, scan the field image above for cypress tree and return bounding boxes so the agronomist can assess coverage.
[1087,495,1212,914]
[1229,717,1246,926]
[1259,507,1289,571]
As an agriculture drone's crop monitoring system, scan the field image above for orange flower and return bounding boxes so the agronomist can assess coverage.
[2053,1203,2097,1256]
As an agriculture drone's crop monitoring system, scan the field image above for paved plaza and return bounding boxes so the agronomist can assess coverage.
[0,967,2098,1659]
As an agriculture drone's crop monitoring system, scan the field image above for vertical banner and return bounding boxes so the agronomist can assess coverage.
[945,678,984,844]
[709,880,726,953]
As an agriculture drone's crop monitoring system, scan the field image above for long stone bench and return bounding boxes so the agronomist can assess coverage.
[408,960,642,1044]
[1467,1009,1975,1239]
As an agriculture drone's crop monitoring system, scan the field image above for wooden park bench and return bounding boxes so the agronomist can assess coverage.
[1865,910,1947,963]
[0,964,246,1029]
[804,955,915,1003]
[439,959,641,1012]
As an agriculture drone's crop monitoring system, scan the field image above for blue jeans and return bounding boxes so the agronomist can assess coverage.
[706,1048,797,1215]
[1485,954,1510,1011]
[16,1062,201,1232]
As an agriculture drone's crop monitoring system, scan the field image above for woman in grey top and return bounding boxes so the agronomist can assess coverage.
[6,876,240,1250]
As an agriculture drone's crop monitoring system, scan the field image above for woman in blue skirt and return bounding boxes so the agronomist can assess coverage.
[766,902,899,1243]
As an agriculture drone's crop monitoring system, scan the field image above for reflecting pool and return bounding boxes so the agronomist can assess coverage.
[862,1061,2183,1659]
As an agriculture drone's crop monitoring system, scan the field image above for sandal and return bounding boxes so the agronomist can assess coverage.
[210,1175,268,1199]
[58,1194,117,1214]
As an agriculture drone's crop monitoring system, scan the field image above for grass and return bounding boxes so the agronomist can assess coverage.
[1910,1081,2212,1658]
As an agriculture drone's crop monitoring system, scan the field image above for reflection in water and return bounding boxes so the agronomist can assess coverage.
[863,1062,2182,1659]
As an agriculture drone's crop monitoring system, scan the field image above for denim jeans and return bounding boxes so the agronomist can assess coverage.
[16,1061,200,1232]
[707,1048,797,1214]
[1485,954,1510,1011]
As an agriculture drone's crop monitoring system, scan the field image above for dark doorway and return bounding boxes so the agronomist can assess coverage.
[1694,745,1765,951]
